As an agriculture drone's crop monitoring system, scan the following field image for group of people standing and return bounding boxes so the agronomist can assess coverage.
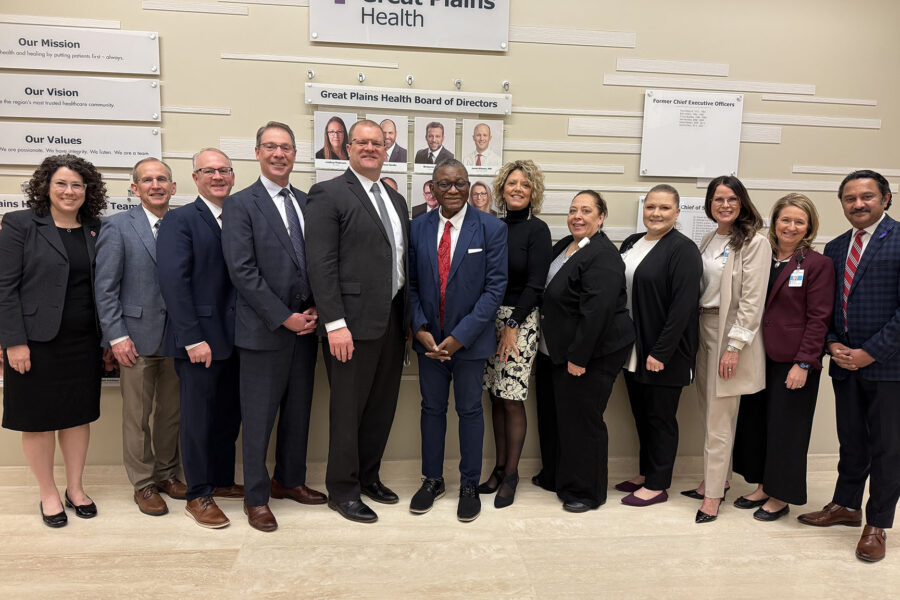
[1,122,897,562]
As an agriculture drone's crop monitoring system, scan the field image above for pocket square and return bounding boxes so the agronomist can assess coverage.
[467,248,483,254]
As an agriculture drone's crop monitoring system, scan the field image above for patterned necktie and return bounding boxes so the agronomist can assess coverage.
[280,188,311,302]
[429,152,436,164]
[842,230,865,330]
[371,183,398,298]
[438,220,452,330]
[476,153,482,166]
[152,220,160,240]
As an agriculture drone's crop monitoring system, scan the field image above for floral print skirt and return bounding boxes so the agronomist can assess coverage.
[482,306,540,402]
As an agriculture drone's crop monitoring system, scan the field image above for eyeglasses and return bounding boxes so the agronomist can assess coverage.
[327,130,344,137]
[351,139,385,149]
[193,167,234,177]
[51,180,85,192]
[258,143,296,153]
[712,197,740,206]
[472,192,489,198]
[434,180,470,192]
[138,176,171,185]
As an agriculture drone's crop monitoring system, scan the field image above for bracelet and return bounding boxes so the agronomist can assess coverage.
[725,344,740,353]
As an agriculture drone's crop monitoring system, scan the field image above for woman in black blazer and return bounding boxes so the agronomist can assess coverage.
[538,190,634,512]
[0,154,107,527]
[616,185,702,506]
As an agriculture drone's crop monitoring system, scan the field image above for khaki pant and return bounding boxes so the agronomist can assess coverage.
[119,354,180,489]
[695,312,739,498]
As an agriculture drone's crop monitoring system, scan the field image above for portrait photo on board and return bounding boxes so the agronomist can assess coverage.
[367,113,409,171]
[413,116,456,174]
[461,118,503,175]
[314,111,357,169]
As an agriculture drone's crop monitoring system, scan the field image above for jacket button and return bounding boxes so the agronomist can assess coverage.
[295,294,301,300]
[160,309,166,314]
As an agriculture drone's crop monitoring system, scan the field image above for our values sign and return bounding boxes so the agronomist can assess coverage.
[309,0,510,52]
[0,122,162,168]
[306,83,512,115]
[0,73,161,121]
[0,23,160,75]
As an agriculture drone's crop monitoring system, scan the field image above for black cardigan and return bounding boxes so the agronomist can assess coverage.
[619,228,702,386]
[541,232,634,367]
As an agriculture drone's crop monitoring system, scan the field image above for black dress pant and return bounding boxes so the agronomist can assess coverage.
[325,294,405,502]
[554,345,630,508]
[533,352,558,491]
[831,373,900,528]
[622,372,682,491]
[733,359,820,505]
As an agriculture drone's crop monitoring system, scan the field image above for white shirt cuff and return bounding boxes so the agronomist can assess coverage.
[110,336,130,346]
[325,319,348,333]
[185,342,204,351]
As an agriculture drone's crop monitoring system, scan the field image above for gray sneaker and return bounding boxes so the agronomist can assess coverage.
[409,477,445,514]
[457,484,481,522]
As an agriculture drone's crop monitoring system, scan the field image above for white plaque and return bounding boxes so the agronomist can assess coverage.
[0,73,161,121]
[635,195,715,247]
[306,83,511,116]
[0,122,162,168]
[0,23,160,75]
[309,0,509,53]
[639,90,744,178]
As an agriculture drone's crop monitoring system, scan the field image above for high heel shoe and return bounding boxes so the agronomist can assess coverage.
[695,509,717,524]
[40,502,67,528]
[477,465,504,495]
[494,473,519,509]
[681,487,729,501]
[65,490,98,519]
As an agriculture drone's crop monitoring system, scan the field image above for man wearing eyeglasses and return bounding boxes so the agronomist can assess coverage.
[407,159,507,521]
[222,122,326,532]
[156,149,243,528]
[95,157,186,517]
[306,119,410,524]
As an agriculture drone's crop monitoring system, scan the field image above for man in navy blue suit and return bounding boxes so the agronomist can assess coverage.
[157,148,243,529]
[798,170,900,563]
[407,159,507,522]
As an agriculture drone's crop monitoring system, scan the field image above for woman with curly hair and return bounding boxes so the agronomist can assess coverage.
[315,116,350,160]
[479,160,552,508]
[0,154,107,527]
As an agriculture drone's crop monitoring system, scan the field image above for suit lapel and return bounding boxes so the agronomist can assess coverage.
[82,217,99,263]
[129,206,157,264]
[766,255,795,311]
[194,197,221,240]
[424,210,440,289]
[447,209,476,284]
[252,180,299,269]
[850,216,896,296]
[33,212,67,259]
[346,171,392,244]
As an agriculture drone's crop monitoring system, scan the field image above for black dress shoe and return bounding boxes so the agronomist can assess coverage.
[695,509,717,524]
[734,495,768,509]
[360,480,399,505]
[409,477,445,514]
[457,485,481,522]
[329,499,378,523]
[754,505,790,522]
[40,502,67,528]
[563,500,594,513]
[65,490,98,519]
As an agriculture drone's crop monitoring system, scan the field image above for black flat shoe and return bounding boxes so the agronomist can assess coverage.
[494,473,519,509]
[734,495,768,510]
[40,502,67,528]
[563,500,594,513]
[695,509,717,524]
[65,490,98,519]
[477,465,505,495]
[753,505,790,522]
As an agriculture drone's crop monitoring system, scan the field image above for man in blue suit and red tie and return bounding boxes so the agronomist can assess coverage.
[798,170,900,563]
[407,159,507,522]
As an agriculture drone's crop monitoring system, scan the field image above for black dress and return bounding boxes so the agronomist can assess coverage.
[2,227,101,432]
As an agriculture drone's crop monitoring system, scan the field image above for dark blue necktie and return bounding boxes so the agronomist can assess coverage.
[280,188,311,302]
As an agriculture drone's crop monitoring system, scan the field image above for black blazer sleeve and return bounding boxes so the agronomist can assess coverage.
[509,218,552,324]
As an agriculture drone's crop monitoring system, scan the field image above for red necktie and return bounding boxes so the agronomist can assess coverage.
[842,230,865,329]
[476,153,482,166]
[439,220,452,329]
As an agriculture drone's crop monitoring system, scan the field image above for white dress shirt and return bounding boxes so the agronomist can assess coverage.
[463,148,501,167]
[437,202,468,261]
[846,213,886,262]
[259,175,304,234]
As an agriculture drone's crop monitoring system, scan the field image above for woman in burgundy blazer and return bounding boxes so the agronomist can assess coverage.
[732,194,835,521]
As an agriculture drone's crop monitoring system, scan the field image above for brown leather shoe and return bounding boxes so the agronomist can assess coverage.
[244,502,277,532]
[856,525,887,562]
[213,484,245,500]
[797,502,862,527]
[134,484,168,516]
[185,496,230,529]
[156,476,187,500]
[271,479,327,505]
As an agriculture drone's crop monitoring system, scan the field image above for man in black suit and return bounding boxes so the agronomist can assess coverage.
[414,121,454,165]
[411,180,437,219]
[381,119,407,163]
[306,119,410,523]
[157,148,243,529]
[222,122,327,532]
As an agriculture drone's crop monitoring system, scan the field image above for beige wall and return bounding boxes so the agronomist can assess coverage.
[1,0,898,467]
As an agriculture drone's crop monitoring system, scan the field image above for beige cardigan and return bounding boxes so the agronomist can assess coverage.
[698,230,770,397]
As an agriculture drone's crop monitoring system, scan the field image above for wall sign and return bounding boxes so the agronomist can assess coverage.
[309,0,510,52]
[0,73,161,121]
[0,23,160,75]
[307,83,511,115]
[0,122,162,168]
[639,89,744,178]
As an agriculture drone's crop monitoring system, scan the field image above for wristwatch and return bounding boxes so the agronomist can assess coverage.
[506,317,519,329]
[797,362,810,370]
[725,344,740,353]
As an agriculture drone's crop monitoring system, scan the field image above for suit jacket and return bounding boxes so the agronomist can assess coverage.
[414,146,454,165]
[94,205,167,355]
[221,179,312,352]
[410,207,508,360]
[305,168,411,340]
[541,232,634,367]
[0,209,100,347]
[698,230,769,397]
[824,214,900,380]
[411,203,430,219]
[762,248,834,369]
[620,229,701,386]
[157,198,236,360]
[386,144,407,163]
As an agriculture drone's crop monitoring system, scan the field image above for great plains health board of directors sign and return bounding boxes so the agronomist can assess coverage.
[307,83,512,115]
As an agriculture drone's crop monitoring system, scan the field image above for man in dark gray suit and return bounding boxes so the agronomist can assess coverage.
[306,119,410,523]
[414,121,454,165]
[95,157,184,516]
[381,118,407,163]
[222,121,326,533]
